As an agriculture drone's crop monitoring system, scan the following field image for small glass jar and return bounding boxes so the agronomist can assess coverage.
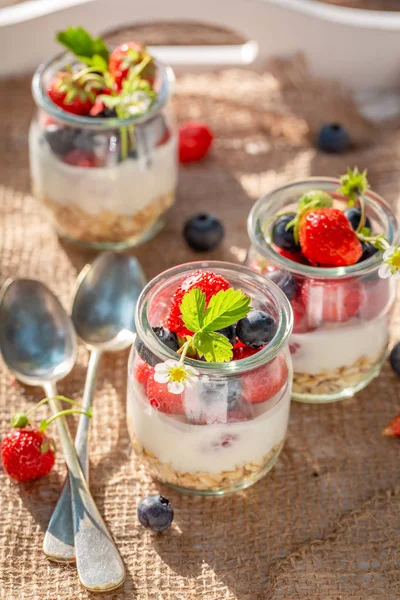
[127,261,293,495]
[247,178,399,403]
[30,52,177,250]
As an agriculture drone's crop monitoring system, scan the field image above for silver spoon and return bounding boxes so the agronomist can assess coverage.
[44,252,146,566]
[0,279,125,593]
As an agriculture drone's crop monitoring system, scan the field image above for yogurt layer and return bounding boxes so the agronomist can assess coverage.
[291,315,389,374]
[29,122,178,216]
[127,381,291,475]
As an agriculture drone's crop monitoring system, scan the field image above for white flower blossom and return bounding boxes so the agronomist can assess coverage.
[379,246,400,279]
[154,360,199,395]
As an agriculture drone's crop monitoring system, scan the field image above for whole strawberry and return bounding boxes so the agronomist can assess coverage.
[299,208,362,267]
[109,41,155,91]
[2,427,55,482]
[48,71,103,116]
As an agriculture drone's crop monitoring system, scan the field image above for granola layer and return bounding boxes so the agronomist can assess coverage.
[132,436,284,492]
[293,354,382,396]
[37,189,175,243]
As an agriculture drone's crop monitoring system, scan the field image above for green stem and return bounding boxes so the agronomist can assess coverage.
[26,395,84,417]
[40,408,92,432]
[355,196,366,234]
[178,340,192,364]
[120,125,129,160]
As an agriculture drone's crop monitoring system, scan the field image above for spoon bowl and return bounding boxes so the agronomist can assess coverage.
[72,252,146,350]
[0,279,77,384]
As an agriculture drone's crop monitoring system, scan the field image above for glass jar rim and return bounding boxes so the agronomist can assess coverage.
[31,50,174,129]
[134,261,293,376]
[247,177,399,279]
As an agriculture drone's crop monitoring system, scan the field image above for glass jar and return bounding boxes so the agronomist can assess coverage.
[30,52,177,250]
[127,261,293,495]
[247,178,399,403]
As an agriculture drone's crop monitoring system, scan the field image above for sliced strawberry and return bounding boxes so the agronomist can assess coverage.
[134,355,154,387]
[109,41,155,91]
[146,375,184,415]
[302,279,365,324]
[166,270,230,336]
[241,355,288,404]
[383,414,400,437]
[299,208,362,267]
[63,149,98,168]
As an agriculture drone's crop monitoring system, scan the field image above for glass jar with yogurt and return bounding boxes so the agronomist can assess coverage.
[247,178,399,403]
[127,262,293,495]
[30,53,177,249]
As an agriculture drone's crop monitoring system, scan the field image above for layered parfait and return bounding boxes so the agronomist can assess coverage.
[247,169,399,402]
[127,262,293,494]
[30,27,177,248]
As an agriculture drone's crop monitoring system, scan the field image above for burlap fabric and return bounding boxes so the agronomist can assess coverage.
[1,26,400,598]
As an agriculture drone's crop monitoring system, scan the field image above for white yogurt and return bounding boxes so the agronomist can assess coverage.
[291,315,389,374]
[29,122,178,216]
[127,380,291,475]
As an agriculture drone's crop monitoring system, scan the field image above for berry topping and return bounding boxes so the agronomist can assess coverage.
[236,310,276,348]
[137,495,174,532]
[299,208,363,267]
[109,41,155,91]
[345,207,372,231]
[274,247,310,264]
[232,344,259,360]
[382,414,400,437]
[134,355,154,387]
[179,122,213,163]
[44,125,79,156]
[136,326,179,367]
[47,71,101,116]
[146,374,184,414]
[183,214,224,252]
[1,428,55,482]
[241,355,288,404]
[166,270,230,336]
[266,271,298,301]
[302,279,365,323]
[359,242,379,263]
[316,123,351,154]
[389,342,400,376]
[272,213,301,252]
[218,324,237,346]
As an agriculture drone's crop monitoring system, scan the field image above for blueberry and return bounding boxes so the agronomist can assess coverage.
[358,242,379,263]
[218,324,236,345]
[345,207,371,231]
[183,214,224,252]
[316,123,351,153]
[200,379,242,411]
[136,326,179,366]
[137,495,174,532]
[271,214,300,252]
[237,310,277,348]
[267,271,297,301]
[390,342,400,376]
[44,125,79,156]
[90,107,117,118]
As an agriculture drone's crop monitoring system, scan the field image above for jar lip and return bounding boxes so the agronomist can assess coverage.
[248,177,399,279]
[31,50,174,129]
[134,261,293,376]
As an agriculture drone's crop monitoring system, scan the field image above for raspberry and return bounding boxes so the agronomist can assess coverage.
[146,375,185,415]
[166,270,230,336]
[134,355,154,387]
[241,355,288,404]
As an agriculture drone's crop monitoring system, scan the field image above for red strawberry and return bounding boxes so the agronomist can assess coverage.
[299,208,362,267]
[291,294,310,333]
[47,72,99,116]
[63,149,98,168]
[146,375,184,415]
[166,270,230,336]
[1,428,55,482]
[109,41,155,91]
[241,355,288,404]
[232,345,259,360]
[383,414,400,437]
[179,122,213,163]
[302,279,365,324]
[134,355,154,387]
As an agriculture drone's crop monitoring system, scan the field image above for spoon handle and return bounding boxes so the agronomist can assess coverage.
[43,350,102,562]
[42,382,125,592]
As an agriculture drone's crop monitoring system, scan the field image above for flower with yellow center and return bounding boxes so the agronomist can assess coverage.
[154,360,199,395]
[378,246,400,279]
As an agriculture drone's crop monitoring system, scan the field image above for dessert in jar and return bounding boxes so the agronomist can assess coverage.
[30,27,177,249]
[247,169,399,403]
[127,262,293,495]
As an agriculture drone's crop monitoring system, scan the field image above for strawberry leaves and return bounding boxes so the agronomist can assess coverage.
[56,27,109,68]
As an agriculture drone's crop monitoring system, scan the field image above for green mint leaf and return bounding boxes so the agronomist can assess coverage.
[193,332,233,363]
[180,288,206,333]
[56,27,109,62]
[202,289,251,332]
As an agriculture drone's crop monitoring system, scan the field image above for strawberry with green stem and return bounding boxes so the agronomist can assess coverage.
[1,396,92,482]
